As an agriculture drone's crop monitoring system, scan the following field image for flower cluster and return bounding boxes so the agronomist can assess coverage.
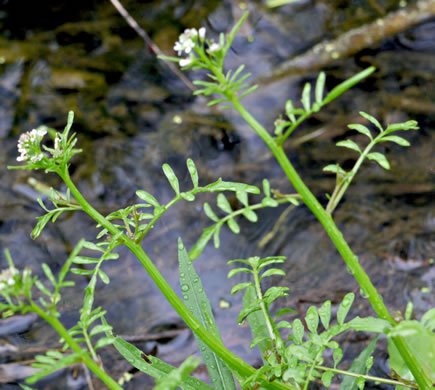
[173,27,221,68]
[0,267,17,291]
[17,128,47,163]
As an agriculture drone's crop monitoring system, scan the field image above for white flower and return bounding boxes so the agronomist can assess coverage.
[208,42,221,53]
[0,267,17,291]
[174,28,199,56]
[16,128,47,163]
[198,27,206,40]
[179,58,193,67]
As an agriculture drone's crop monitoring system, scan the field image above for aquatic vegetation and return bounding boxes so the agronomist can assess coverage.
[3,12,434,390]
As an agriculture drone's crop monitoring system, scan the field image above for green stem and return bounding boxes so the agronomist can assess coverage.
[314,365,416,389]
[30,302,122,390]
[228,96,430,389]
[58,169,296,390]
[253,268,276,343]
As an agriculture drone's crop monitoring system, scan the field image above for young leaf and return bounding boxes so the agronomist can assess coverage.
[260,268,285,280]
[384,120,419,135]
[227,218,240,234]
[285,100,296,123]
[205,179,260,194]
[336,140,361,154]
[41,264,57,287]
[323,164,346,175]
[231,282,253,295]
[337,293,355,325]
[367,152,390,170]
[162,164,180,195]
[315,72,326,104]
[301,82,311,112]
[217,193,232,214]
[203,203,219,222]
[305,306,319,334]
[292,319,304,344]
[359,111,383,132]
[136,190,160,207]
[348,124,372,140]
[178,238,236,389]
[90,324,113,337]
[379,135,410,146]
[318,300,331,330]
[189,226,216,260]
[186,159,199,188]
[323,67,375,105]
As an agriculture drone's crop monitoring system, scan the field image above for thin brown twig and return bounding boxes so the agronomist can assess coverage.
[108,0,195,91]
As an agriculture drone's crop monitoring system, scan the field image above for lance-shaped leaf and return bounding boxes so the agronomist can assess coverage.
[186,159,199,188]
[318,300,331,330]
[204,179,260,194]
[336,140,361,154]
[136,190,160,208]
[217,193,232,214]
[189,226,216,260]
[348,123,372,140]
[113,337,213,390]
[203,203,219,222]
[315,72,326,104]
[323,164,346,175]
[337,293,355,325]
[285,100,297,123]
[301,82,311,112]
[178,238,236,390]
[367,152,390,170]
[323,67,375,105]
[384,120,419,135]
[359,111,383,132]
[162,164,180,195]
[379,135,410,146]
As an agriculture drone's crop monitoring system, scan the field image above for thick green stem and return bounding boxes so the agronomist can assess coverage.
[228,96,430,389]
[58,169,296,390]
[30,302,121,390]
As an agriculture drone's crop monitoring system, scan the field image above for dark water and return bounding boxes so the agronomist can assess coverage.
[0,0,434,388]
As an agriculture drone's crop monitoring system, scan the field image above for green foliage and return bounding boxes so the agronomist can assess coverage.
[191,179,300,260]
[178,238,236,389]
[324,112,419,214]
[113,336,213,390]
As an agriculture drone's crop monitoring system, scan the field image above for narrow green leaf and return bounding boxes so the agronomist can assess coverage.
[367,152,390,170]
[315,72,326,104]
[217,193,232,214]
[70,268,94,276]
[213,223,222,248]
[323,164,346,175]
[359,111,383,132]
[98,269,110,284]
[236,191,248,206]
[301,82,311,112]
[35,280,51,297]
[231,282,253,295]
[285,100,296,123]
[240,84,258,98]
[162,164,180,195]
[260,268,285,279]
[318,300,331,330]
[204,179,260,194]
[379,135,410,146]
[347,316,391,333]
[189,226,216,260]
[203,203,219,222]
[348,124,373,140]
[113,337,213,390]
[178,238,236,389]
[41,264,57,286]
[305,306,319,334]
[292,319,304,344]
[81,241,103,252]
[90,324,112,337]
[337,293,355,325]
[336,140,361,154]
[186,159,199,188]
[227,268,252,279]
[323,67,375,105]
[227,218,240,234]
[94,336,114,349]
[181,192,195,202]
[73,256,99,264]
[384,120,419,135]
[242,209,258,222]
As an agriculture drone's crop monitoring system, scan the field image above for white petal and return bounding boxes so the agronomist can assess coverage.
[198,27,206,40]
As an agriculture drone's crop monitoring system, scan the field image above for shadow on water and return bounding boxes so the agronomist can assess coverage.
[0,0,434,388]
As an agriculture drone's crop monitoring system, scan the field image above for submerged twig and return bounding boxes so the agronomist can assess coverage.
[256,0,435,84]
[108,0,195,91]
